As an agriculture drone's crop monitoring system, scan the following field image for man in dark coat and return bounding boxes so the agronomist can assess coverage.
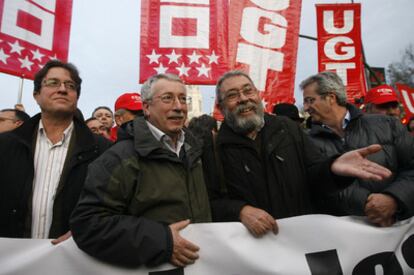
[70,73,211,268]
[0,60,111,243]
[301,71,414,227]
[213,70,391,237]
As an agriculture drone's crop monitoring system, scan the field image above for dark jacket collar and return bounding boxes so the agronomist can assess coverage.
[123,117,203,164]
[9,113,96,152]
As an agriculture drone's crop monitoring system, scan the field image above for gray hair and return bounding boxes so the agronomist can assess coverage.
[140,73,184,102]
[215,70,255,108]
[299,71,347,106]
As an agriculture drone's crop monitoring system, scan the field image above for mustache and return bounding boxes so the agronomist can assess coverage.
[233,101,258,115]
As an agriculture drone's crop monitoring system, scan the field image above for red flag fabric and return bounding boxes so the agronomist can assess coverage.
[228,0,302,111]
[139,0,229,84]
[396,83,414,119]
[0,0,73,80]
[316,3,366,103]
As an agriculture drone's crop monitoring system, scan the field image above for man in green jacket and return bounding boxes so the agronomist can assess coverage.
[70,73,211,267]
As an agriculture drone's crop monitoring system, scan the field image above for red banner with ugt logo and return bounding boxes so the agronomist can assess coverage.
[228,0,302,111]
[0,0,72,80]
[140,0,229,84]
[316,4,367,103]
[396,83,414,119]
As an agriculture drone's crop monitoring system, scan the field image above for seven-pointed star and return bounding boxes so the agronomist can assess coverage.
[187,51,201,64]
[31,49,44,62]
[207,50,219,64]
[154,63,168,74]
[166,50,181,64]
[147,49,161,64]
[196,63,210,77]
[0,48,10,64]
[8,40,25,55]
[177,63,190,77]
[18,55,34,70]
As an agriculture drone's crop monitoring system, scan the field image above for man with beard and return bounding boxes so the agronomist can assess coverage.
[213,70,391,237]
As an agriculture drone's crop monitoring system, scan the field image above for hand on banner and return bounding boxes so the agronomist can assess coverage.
[365,193,397,227]
[331,144,392,181]
[169,219,200,267]
[51,231,72,245]
[239,205,278,238]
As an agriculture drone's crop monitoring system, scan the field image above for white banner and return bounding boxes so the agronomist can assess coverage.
[0,215,413,275]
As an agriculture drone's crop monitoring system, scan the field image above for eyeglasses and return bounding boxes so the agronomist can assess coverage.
[153,94,190,105]
[303,97,317,105]
[42,78,78,91]
[224,85,257,102]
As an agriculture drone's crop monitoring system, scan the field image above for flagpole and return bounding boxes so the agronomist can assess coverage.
[17,76,24,104]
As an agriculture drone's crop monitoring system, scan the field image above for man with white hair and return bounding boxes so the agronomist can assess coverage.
[213,70,391,237]
[71,73,211,267]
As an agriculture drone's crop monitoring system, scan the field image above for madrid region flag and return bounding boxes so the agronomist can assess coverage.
[0,0,73,80]
[140,0,229,84]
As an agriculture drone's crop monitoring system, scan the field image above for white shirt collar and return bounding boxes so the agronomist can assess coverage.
[146,120,185,156]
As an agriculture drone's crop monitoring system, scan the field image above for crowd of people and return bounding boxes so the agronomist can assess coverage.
[0,60,412,268]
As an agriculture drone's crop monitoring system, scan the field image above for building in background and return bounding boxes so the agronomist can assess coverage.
[186,85,203,120]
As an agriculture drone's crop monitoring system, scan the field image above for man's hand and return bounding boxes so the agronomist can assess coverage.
[365,193,397,227]
[51,231,72,245]
[239,205,278,237]
[331,144,392,181]
[169,220,200,267]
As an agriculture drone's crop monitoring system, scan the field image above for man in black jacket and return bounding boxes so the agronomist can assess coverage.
[0,60,111,243]
[301,71,414,227]
[214,70,391,237]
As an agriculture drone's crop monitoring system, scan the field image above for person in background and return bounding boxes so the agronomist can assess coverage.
[92,106,114,137]
[0,60,111,243]
[272,103,304,125]
[301,71,414,226]
[85,117,111,139]
[70,73,211,268]
[407,117,414,136]
[0,108,30,133]
[364,84,401,119]
[110,92,144,141]
[212,70,391,237]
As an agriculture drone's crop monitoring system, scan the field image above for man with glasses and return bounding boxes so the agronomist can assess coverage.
[0,60,111,243]
[213,70,392,237]
[0,108,30,133]
[71,73,211,268]
[301,71,414,227]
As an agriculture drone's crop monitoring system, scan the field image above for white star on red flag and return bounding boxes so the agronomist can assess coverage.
[196,63,210,77]
[154,63,168,74]
[0,48,10,64]
[147,49,162,64]
[177,63,190,77]
[187,51,201,64]
[31,49,45,62]
[8,40,24,55]
[207,50,219,64]
[166,50,181,64]
[18,55,34,70]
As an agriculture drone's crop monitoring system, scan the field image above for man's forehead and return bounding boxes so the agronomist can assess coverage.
[222,75,252,89]
[0,111,15,118]
[152,79,186,94]
[45,67,72,79]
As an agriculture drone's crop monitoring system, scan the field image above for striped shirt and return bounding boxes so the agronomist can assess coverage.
[31,120,74,238]
[146,120,185,156]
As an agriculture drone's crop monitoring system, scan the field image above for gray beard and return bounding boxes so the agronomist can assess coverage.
[224,101,265,135]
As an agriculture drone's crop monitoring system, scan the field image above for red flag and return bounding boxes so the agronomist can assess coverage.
[396,83,414,119]
[316,3,367,103]
[228,0,302,111]
[0,0,73,80]
[140,0,229,84]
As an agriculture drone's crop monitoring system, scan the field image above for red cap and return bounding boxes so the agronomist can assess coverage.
[365,85,399,105]
[114,93,142,111]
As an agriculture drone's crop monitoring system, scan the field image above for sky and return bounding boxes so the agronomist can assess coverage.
[0,0,413,117]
